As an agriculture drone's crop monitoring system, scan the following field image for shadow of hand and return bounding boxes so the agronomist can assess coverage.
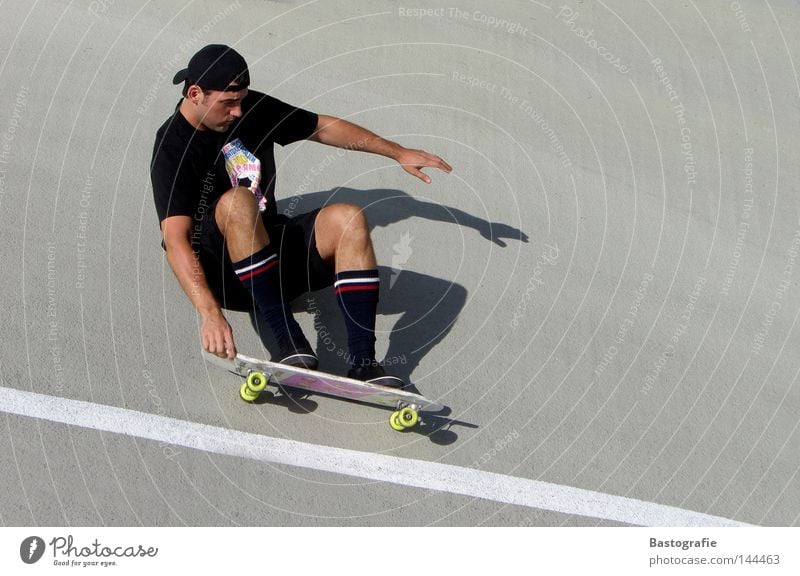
[478,221,530,247]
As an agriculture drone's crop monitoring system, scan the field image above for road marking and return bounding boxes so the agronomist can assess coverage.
[0,386,749,526]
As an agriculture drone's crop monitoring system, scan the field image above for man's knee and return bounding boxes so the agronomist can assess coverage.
[325,203,369,233]
[316,203,375,266]
[215,187,260,234]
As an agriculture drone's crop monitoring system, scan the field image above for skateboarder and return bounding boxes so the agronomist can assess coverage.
[150,44,451,387]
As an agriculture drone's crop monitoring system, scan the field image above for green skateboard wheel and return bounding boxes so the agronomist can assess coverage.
[389,411,405,431]
[240,382,260,402]
[398,407,418,428]
[246,371,267,393]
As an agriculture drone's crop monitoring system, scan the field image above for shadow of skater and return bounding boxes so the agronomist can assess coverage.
[248,187,526,381]
[249,265,466,384]
[288,266,467,383]
[279,187,529,247]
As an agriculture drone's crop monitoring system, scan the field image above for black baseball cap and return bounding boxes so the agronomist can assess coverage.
[172,44,250,91]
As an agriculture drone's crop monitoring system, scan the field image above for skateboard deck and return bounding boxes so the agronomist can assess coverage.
[203,351,444,430]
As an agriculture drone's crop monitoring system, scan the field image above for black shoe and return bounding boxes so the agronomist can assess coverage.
[275,345,318,370]
[348,362,405,389]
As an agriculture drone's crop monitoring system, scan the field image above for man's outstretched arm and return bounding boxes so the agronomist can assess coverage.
[307,114,452,183]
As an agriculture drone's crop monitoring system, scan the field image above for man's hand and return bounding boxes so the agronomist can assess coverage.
[394,147,453,184]
[201,310,237,359]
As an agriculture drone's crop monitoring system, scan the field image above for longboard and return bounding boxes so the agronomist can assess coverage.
[203,351,444,430]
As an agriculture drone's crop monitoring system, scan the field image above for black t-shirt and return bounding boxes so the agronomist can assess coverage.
[150,90,318,232]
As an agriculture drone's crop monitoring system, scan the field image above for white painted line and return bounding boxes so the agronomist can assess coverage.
[0,386,749,527]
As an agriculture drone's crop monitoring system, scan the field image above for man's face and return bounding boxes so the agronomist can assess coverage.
[195,87,248,132]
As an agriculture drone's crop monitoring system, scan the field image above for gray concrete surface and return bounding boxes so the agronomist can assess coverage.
[0,0,798,526]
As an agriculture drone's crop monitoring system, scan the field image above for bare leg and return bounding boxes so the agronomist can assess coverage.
[215,187,314,365]
[214,186,270,261]
[313,203,376,271]
[313,204,401,386]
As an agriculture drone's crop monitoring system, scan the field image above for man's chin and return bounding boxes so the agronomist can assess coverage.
[203,122,231,133]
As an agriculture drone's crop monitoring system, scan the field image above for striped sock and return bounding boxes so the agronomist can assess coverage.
[232,245,308,351]
[335,269,380,367]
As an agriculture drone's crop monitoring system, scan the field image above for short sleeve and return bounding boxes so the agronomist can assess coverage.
[150,137,203,222]
[244,93,318,147]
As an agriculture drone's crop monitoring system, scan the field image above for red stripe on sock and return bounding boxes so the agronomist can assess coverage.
[238,259,279,281]
[336,284,380,295]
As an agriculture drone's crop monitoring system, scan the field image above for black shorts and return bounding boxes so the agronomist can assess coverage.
[198,205,335,312]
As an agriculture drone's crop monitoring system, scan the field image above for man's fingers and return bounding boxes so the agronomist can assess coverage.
[224,332,237,359]
[200,314,235,358]
[399,150,452,183]
[216,329,236,359]
[212,331,227,358]
[428,153,453,173]
[403,165,432,183]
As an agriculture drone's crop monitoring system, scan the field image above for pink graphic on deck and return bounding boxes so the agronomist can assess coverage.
[279,373,377,399]
[222,139,266,212]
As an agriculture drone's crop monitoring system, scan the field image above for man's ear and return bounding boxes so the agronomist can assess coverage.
[187,85,203,104]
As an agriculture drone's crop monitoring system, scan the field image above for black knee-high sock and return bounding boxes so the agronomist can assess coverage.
[335,269,380,367]
[232,245,308,351]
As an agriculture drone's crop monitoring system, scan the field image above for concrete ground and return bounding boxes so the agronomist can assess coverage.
[0,0,798,526]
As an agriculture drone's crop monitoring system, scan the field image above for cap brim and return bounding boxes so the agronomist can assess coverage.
[172,68,189,85]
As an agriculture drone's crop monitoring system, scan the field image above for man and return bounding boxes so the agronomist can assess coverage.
[150,44,451,387]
